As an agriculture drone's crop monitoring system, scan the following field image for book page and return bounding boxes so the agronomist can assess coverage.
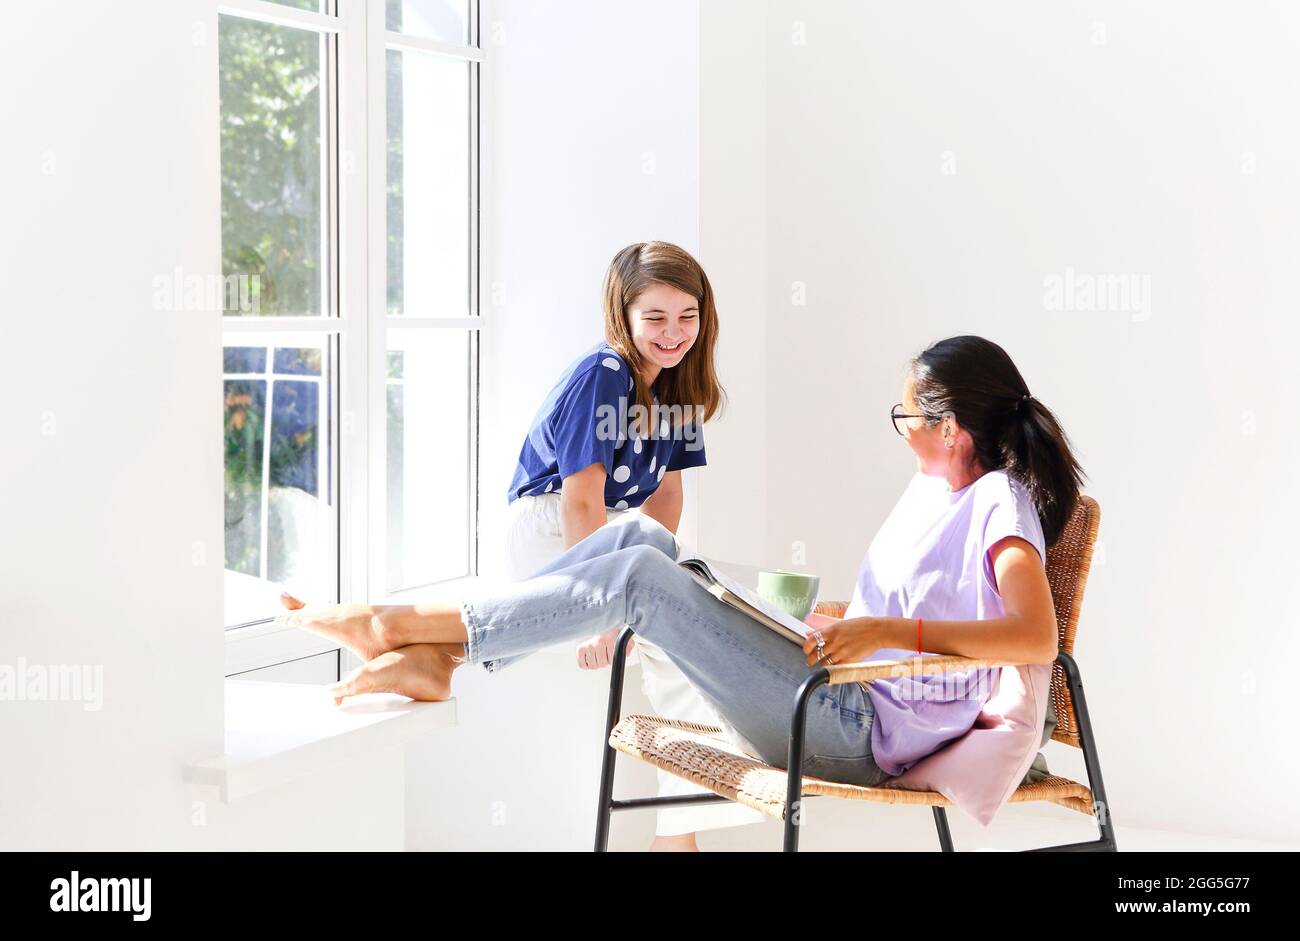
[681,558,814,641]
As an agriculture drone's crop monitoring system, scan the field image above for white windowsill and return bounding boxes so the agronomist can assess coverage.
[184,680,458,803]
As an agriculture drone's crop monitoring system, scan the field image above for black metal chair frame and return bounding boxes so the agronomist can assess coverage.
[593,626,1117,852]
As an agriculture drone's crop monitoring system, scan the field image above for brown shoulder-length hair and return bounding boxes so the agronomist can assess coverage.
[602,241,726,438]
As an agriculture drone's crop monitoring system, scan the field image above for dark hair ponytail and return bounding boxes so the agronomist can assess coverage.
[909,336,1086,546]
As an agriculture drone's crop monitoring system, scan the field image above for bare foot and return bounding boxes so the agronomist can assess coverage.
[649,833,700,852]
[329,643,465,705]
[276,593,392,662]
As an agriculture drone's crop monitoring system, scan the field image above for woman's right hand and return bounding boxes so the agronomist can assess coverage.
[575,626,635,670]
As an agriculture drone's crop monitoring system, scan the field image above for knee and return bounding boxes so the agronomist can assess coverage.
[616,543,679,593]
[615,544,686,632]
[616,513,678,559]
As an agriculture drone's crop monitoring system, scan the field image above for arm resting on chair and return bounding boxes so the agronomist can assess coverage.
[806,543,1058,671]
[809,600,1045,687]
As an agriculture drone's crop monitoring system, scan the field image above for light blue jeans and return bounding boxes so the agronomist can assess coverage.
[459,514,889,787]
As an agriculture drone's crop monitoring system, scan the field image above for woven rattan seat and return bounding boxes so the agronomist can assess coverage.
[609,713,1096,821]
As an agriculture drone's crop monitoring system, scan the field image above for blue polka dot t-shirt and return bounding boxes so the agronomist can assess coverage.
[508,341,707,509]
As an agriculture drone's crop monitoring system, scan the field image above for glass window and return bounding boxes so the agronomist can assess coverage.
[385,0,471,46]
[219,17,326,318]
[218,3,480,645]
[386,49,471,317]
[386,329,472,592]
[223,338,335,627]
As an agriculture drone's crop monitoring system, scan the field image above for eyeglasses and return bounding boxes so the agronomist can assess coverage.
[890,403,932,437]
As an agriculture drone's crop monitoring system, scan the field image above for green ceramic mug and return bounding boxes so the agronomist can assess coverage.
[756,569,821,621]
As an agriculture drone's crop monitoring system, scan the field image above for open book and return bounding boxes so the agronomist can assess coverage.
[678,558,815,645]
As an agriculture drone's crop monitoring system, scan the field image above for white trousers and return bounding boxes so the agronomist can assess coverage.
[504,493,765,837]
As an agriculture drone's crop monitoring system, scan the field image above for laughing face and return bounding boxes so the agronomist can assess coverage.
[627,281,700,380]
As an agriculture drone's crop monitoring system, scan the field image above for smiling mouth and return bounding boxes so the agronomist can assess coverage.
[653,340,685,353]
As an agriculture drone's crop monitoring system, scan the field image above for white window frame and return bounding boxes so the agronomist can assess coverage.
[220,0,485,677]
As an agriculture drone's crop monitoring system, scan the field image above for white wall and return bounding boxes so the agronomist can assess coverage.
[0,0,402,850]
[404,0,702,850]
[0,0,224,849]
[696,0,772,569]
[475,0,703,566]
[699,0,1300,845]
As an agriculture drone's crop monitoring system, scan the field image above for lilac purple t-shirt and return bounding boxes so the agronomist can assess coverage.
[846,469,1047,776]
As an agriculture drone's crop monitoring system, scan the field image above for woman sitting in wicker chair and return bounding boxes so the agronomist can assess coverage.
[277,335,1085,788]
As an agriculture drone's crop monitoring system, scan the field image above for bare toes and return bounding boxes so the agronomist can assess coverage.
[329,655,397,702]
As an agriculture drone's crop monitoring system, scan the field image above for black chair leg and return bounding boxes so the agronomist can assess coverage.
[593,627,637,852]
[932,806,955,851]
[783,670,829,852]
[1056,650,1119,852]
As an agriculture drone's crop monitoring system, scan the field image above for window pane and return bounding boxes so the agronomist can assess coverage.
[386,329,471,592]
[386,0,470,45]
[219,16,325,317]
[224,338,335,626]
[224,346,267,374]
[273,346,322,375]
[265,0,328,12]
[225,378,267,580]
[386,49,471,317]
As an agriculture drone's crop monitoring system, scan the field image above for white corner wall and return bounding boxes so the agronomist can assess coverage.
[476,0,703,567]
[700,0,1300,846]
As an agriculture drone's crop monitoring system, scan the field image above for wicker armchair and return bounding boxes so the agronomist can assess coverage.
[593,495,1114,852]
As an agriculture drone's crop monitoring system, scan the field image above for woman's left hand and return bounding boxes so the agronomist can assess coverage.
[802,616,895,667]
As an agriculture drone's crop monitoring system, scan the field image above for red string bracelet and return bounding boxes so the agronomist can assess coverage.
[917,617,923,656]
